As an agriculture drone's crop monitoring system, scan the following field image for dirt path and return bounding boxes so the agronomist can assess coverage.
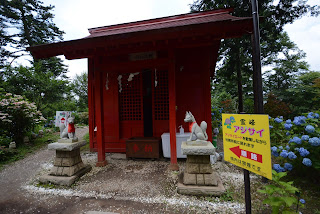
[0,128,248,214]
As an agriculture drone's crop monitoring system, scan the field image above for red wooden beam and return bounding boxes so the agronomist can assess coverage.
[168,49,179,171]
[94,60,107,167]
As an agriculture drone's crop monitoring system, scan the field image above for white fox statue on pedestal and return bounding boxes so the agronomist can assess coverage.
[184,111,208,142]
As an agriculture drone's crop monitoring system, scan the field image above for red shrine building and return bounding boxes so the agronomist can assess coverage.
[28,8,253,169]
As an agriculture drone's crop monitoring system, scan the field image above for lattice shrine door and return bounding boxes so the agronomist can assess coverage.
[118,68,169,140]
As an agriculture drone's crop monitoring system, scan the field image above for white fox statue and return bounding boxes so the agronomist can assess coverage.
[184,111,208,142]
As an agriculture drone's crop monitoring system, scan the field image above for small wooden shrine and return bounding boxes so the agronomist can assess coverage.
[28,8,253,169]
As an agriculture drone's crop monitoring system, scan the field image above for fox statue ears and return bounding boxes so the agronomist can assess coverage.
[185,111,194,117]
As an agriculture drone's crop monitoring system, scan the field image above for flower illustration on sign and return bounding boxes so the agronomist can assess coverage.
[224,116,236,129]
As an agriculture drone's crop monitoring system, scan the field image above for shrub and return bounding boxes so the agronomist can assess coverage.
[270,111,320,180]
[0,92,46,145]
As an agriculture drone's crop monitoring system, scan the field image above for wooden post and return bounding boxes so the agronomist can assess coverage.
[168,50,179,171]
[94,63,107,167]
[88,58,94,152]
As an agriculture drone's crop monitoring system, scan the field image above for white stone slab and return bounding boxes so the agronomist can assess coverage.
[48,140,87,151]
[181,141,215,155]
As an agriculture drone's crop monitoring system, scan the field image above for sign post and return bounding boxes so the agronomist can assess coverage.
[222,114,272,213]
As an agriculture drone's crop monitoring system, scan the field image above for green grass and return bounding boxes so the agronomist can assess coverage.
[0,132,59,171]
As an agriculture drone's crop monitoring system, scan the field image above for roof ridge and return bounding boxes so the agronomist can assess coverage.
[88,8,233,34]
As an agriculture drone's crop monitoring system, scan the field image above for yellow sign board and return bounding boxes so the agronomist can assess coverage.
[222,114,272,180]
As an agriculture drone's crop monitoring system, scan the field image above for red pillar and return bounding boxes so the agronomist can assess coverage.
[88,58,94,152]
[168,51,179,171]
[94,66,107,167]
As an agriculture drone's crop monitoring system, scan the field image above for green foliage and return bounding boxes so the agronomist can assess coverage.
[258,170,304,214]
[71,72,88,112]
[1,64,70,118]
[220,189,234,202]
[287,72,320,115]
[0,92,45,145]
[191,0,319,113]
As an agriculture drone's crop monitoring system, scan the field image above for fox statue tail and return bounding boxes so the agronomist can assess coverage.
[200,121,208,141]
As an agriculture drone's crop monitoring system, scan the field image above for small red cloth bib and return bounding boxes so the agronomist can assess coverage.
[189,122,196,132]
[68,123,75,133]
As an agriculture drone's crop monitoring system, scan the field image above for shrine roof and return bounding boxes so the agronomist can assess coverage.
[28,8,253,59]
[86,8,247,38]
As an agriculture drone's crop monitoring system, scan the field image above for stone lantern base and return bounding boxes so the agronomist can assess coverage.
[39,140,92,186]
[177,141,225,196]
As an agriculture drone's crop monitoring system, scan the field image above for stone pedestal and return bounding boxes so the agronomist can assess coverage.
[39,140,92,186]
[177,141,225,196]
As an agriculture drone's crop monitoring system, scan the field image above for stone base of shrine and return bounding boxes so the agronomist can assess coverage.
[177,172,225,196]
[39,165,92,186]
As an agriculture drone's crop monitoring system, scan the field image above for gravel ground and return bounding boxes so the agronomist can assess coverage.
[0,131,256,214]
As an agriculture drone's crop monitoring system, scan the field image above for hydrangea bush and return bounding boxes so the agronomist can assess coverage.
[0,92,46,145]
[270,112,320,178]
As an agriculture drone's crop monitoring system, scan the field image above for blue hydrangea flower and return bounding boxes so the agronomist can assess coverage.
[269,116,271,119]
[273,164,285,172]
[286,132,290,136]
[293,116,306,126]
[307,112,314,119]
[271,151,279,157]
[315,113,319,119]
[302,158,312,167]
[284,163,293,171]
[274,118,283,123]
[301,135,310,141]
[288,152,297,160]
[298,148,310,157]
[279,146,283,150]
[284,123,292,130]
[269,125,273,129]
[285,119,292,124]
[271,146,278,152]
[309,137,320,146]
[211,113,214,116]
[289,137,301,145]
[300,199,306,204]
[286,145,290,150]
[280,150,288,158]
[305,125,315,133]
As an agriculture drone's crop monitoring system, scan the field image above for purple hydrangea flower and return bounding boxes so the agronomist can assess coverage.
[273,164,285,172]
[280,150,288,158]
[289,137,301,145]
[284,123,292,130]
[300,199,306,204]
[309,137,320,146]
[298,148,310,157]
[288,152,297,160]
[301,135,310,141]
[274,118,283,123]
[302,158,312,167]
[284,163,293,171]
[305,125,315,133]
